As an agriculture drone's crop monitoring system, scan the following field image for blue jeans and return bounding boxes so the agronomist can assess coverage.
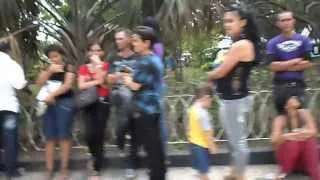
[41,97,74,140]
[190,143,209,174]
[0,111,19,176]
[111,86,132,151]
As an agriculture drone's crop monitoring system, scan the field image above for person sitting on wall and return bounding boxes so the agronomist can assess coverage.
[271,90,320,180]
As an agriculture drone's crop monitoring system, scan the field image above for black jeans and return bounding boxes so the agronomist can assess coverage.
[84,97,110,171]
[0,111,19,177]
[133,112,166,180]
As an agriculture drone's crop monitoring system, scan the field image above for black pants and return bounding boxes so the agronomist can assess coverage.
[84,97,110,171]
[127,115,141,169]
[133,112,166,180]
[116,114,130,151]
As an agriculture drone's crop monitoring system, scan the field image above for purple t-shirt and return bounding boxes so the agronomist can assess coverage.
[266,33,312,81]
[152,42,164,61]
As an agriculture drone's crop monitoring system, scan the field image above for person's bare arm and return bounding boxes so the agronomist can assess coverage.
[271,116,286,147]
[45,72,75,104]
[204,130,217,154]
[36,70,52,87]
[269,58,302,72]
[123,76,142,91]
[50,72,75,97]
[36,64,64,87]
[78,75,101,91]
[287,60,314,71]
[208,40,254,80]
[271,115,305,147]
[298,109,318,138]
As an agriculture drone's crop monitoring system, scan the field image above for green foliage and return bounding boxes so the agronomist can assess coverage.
[181,31,221,67]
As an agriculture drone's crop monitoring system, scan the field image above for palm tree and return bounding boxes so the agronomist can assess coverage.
[0,0,39,72]
[35,0,123,64]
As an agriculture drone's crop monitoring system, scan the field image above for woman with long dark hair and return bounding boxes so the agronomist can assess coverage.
[78,42,110,180]
[36,45,75,179]
[208,6,261,180]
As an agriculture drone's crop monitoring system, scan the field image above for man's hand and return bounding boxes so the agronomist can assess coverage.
[290,58,303,64]
[123,75,133,86]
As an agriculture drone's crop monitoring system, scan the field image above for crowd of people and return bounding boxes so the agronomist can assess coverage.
[0,5,319,180]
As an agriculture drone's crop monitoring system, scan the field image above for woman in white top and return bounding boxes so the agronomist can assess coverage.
[0,36,27,179]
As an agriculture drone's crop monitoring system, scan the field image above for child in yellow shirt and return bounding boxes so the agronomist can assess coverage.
[188,86,217,180]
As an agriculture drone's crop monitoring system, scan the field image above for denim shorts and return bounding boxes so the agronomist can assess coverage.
[190,143,210,174]
[41,97,74,140]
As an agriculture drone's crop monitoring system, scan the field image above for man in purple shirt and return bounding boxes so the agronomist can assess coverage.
[267,10,313,112]
[267,11,319,179]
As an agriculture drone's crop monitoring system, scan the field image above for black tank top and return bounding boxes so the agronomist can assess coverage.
[49,64,74,99]
[216,61,253,100]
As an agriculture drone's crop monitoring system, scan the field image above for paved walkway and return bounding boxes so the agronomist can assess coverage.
[2,165,309,180]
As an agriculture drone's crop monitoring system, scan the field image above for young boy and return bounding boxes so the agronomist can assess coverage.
[188,86,217,180]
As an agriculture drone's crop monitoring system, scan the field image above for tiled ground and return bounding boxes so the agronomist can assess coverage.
[1,165,309,180]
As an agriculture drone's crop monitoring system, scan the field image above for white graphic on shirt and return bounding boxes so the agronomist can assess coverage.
[276,40,302,52]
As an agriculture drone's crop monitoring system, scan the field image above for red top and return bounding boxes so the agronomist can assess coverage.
[78,62,110,97]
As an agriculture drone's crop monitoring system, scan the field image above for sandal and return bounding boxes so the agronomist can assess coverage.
[88,170,101,180]
[223,175,237,180]
[46,170,54,180]
[60,169,70,180]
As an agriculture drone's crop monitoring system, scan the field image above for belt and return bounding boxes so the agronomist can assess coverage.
[99,96,110,104]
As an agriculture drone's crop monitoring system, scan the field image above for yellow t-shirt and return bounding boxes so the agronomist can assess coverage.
[187,103,212,148]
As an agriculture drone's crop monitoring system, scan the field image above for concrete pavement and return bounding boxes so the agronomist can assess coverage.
[2,165,309,180]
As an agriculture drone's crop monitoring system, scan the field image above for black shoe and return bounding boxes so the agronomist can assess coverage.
[6,168,25,178]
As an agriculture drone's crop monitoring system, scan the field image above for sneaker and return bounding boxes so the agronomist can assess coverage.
[125,169,137,179]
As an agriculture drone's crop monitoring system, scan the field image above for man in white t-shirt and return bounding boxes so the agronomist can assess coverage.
[0,37,27,178]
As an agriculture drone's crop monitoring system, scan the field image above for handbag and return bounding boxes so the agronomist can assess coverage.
[74,86,99,109]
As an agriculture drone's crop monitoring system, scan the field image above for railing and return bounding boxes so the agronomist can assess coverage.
[17,89,320,152]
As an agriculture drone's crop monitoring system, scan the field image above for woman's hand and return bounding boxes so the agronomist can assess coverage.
[44,95,56,105]
[297,129,315,140]
[96,70,107,84]
[48,64,64,73]
[89,54,102,64]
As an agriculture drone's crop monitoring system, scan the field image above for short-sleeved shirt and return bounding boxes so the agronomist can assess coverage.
[132,53,163,114]
[0,52,27,113]
[188,103,212,148]
[266,33,312,81]
[78,62,110,97]
[107,52,139,74]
